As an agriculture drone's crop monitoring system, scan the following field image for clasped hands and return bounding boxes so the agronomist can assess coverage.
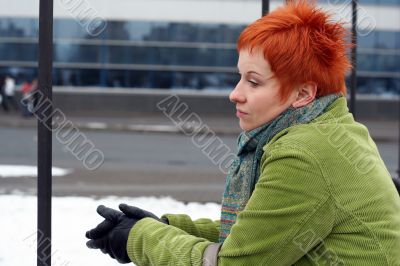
[85,203,167,263]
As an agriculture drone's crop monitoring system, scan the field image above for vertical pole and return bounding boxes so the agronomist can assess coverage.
[262,0,270,16]
[37,0,53,265]
[350,0,357,118]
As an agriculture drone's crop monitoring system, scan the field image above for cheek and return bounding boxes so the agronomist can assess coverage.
[253,97,285,122]
[251,94,277,113]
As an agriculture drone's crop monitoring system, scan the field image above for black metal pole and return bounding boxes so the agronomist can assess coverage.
[262,0,270,16]
[37,0,53,265]
[350,0,357,118]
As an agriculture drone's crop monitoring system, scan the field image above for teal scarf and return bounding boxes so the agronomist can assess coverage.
[219,94,340,242]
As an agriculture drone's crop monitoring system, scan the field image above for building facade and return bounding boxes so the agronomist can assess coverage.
[0,0,399,94]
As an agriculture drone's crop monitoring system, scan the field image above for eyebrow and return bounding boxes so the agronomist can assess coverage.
[237,68,263,77]
[247,71,263,77]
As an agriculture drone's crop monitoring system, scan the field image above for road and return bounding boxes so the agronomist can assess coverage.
[0,126,398,202]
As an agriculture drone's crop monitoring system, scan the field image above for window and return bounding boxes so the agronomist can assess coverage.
[0,17,398,94]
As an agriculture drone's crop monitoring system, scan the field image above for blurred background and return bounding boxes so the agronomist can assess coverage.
[0,0,398,203]
[0,0,400,92]
[0,0,398,92]
[0,0,400,202]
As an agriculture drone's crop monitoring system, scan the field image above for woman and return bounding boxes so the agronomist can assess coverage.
[85,1,400,265]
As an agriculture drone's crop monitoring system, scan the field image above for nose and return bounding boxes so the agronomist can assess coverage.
[229,81,246,103]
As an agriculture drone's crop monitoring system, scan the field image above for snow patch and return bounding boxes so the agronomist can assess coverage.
[0,165,72,178]
[0,194,220,266]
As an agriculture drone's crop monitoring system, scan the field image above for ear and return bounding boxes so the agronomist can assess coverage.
[291,82,317,108]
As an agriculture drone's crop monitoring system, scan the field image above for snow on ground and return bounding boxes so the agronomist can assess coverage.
[0,164,72,178]
[0,194,220,266]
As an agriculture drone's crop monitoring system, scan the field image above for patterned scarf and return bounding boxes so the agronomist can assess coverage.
[219,94,340,242]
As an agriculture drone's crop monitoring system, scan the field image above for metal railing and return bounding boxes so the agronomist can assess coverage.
[37,0,53,265]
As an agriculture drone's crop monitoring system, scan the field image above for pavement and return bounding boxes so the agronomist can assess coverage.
[0,109,398,202]
[0,110,239,134]
[0,109,398,142]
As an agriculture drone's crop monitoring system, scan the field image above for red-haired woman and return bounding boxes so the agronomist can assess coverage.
[85,1,400,265]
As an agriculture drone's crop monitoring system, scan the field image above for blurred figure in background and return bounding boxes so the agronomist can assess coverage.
[4,75,18,111]
[0,75,9,112]
[20,78,37,117]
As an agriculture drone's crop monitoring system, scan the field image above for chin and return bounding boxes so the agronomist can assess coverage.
[240,120,268,131]
[239,122,254,132]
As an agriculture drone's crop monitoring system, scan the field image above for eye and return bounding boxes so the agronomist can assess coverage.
[248,80,259,88]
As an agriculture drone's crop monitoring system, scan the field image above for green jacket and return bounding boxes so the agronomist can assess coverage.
[127,97,400,265]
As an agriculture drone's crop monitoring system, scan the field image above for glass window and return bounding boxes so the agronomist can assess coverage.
[104,70,239,90]
[376,0,396,4]
[53,68,102,86]
[377,31,400,49]
[358,30,377,48]
[107,45,237,66]
[358,53,400,71]
[54,43,102,63]
[353,76,400,94]
[321,0,400,5]
[0,18,38,38]
[0,43,37,61]
[51,68,239,89]
[109,21,167,41]
[0,17,398,95]
[105,21,243,43]
[376,54,400,71]
[53,18,107,40]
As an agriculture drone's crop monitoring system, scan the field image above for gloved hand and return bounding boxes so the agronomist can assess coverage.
[87,204,167,239]
[85,204,168,263]
[119,203,169,224]
[85,205,138,264]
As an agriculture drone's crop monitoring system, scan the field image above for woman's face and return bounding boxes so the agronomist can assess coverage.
[230,49,297,131]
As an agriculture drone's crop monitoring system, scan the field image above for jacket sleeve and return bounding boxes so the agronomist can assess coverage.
[162,214,220,242]
[127,218,213,266]
[126,143,336,266]
[217,143,336,265]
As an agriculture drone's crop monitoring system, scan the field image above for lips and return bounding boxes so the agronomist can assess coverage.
[236,109,248,118]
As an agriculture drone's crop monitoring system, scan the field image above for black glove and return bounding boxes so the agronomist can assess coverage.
[119,203,169,224]
[86,205,138,264]
[86,204,168,240]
